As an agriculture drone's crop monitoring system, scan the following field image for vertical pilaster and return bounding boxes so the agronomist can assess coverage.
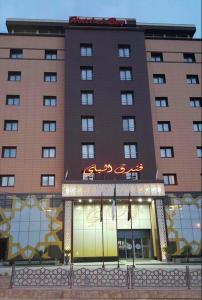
[64,200,73,262]
[155,199,168,261]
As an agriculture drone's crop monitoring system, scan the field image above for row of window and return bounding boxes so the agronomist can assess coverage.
[4,94,202,108]
[3,120,202,132]
[2,146,202,159]
[6,71,200,84]
[0,173,182,187]
[9,47,198,63]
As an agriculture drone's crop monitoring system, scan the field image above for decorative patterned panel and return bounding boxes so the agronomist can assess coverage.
[64,201,72,257]
[156,199,167,261]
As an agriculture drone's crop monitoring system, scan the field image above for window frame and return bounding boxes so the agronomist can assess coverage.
[2,147,17,158]
[163,174,177,185]
[193,122,202,132]
[43,96,57,107]
[82,144,95,159]
[81,117,94,132]
[153,74,166,84]
[160,147,174,158]
[197,147,202,158]
[124,143,137,159]
[44,72,57,82]
[41,175,55,187]
[80,67,93,80]
[151,52,163,62]
[6,95,20,106]
[8,71,21,81]
[0,175,15,187]
[120,68,132,80]
[157,121,171,132]
[81,91,93,105]
[42,147,56,158]
[4,120,18,131]
[121,91,134,106]
[155,97,168,107]
[118,45,131,58]
[122,117,135,132]
[186,75,199,84]
[45,50,57,60]
[125,172,139,180]
[42,121,56,132]
[183,53,195,63]
[189,97,202,108]
[80,44,93,57]
[10,49,23,59]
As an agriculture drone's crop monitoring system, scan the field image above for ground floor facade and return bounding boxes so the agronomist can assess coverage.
[0,182,201,262]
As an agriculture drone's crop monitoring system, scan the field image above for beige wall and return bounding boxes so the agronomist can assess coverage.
[0,35,64,193]
[146,39,202,192]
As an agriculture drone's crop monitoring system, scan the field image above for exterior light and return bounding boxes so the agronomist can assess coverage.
[147,198,152,203]
[129,198,132,202]
[109,199,111,202]
[88,199,92,203]
[78,199,82,203]
[138,198,142,203]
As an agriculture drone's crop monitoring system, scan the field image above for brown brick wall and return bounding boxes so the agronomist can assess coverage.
[0,35,65,193]
[146,39,202,192]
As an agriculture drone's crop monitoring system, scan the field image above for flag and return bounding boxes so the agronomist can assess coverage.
[128,192,131,221]
[155,168,159,180]
[112,186,116,220]
[100,193,103,222]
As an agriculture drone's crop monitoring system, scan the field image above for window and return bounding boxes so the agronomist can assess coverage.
[82,144,94,159]
[44,72,57,82]
[160,147,174,158]
[2,147,17,158]
[121,92,134,105]
[122,117,135,131]
[80,44,92,56]
[193,122,202,132]
[82,172,95,180]
[81,91,93,105]
[125,172,139,180]
[4,120,18,131]
[42,147,56,158]
[10,49,23,59]
[42,121,56,132]
[157,121,171,132]
[81,67,93,80]
[8,72,21,81]
[45,50,57,60]
[151,52,163,62]
[124,144,137,159]
[183,53,195,63]
[41,175,55,186]
[186,75,199,84]
[43,96,57,106]
[155,97,168,107]
[0,175,15,187]
[118,45,130,57]
[120,68,132,80]
[81,117,94,131]
[6,95,20,106]
[190,97,202,107]
[163,174,177,185]
[153,74,166,84]
[197,147,202,158]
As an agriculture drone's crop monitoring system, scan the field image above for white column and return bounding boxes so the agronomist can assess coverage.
[64,200,73,262]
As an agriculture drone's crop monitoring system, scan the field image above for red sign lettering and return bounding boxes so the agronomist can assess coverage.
[69,17,126,27]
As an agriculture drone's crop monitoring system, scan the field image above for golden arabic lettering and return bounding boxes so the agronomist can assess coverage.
[83,163,143,175]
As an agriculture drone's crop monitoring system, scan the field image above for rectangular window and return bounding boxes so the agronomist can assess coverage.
[151,52,163,62]
[45,50,57,60]
[2,147,17,158]
[121,92,134,105]
[44,72,57,82]
[82,144,94,159]
[183,53,195,63]
[80,44,92,56]
[124,144,137,159]
[190,97,202,107]
[155,97,168,107]
[82,172,95,181]
[163,174,177,185]
[197,147,202,158]
[42,147,56,158]
[81,117,94,131]
[125,172,139,180]
[160,147,174,158]
[8,72,21,81]
[10,49,23,59]
[81,91,93,105]
[81,67,93,80]
[6,95,20,106]
[118,45,130,57]
[122,117,135,131]
[186,75,199,84]
[120,68,132,80]
[4,120,18,131]
[193,122,202,132]
[0,175,15,187]
[153,74,166,84]
[42,121,56,132]
[157,121,171,132]
[43,96,57,106]
[41,175,55,186]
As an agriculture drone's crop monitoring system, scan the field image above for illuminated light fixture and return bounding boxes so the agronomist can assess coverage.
[83,163,144,176]
[138,198,143,203]
[88,199,92,203]
[78,199,82,203]
[147,198,152,203]
[109,199,112,202]
[129,198,132,202]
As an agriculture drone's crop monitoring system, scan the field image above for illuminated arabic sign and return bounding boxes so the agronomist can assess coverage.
[69,17,126,27]
[83,163,143,176]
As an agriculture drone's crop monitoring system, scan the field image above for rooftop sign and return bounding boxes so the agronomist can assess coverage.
[69,16,126,27]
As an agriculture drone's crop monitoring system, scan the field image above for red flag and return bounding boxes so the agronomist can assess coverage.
[100,193,103,222]
[128,192,131,221]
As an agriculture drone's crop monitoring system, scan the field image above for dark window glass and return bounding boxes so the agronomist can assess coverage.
[186,75,199,84]
[80,67,93,80]
[157,121,171,132]
[10,49,23,59]
[45,50,57,60]
[4,120,18,131]
[160,147,174,158]
[2,147,17,158]
[155,97,168,107]
[81,117,94,131]
[41,175,55,186]
[6,95,20,106]
[44,72,57,82]
[42,121,56,132]
[8,72,21,81]
[118,45,130,57]
[163,174,177,185]
[42,147,56,158]
[151,52,163,62]
[122,117,135,131]
[80,44,92,56]
[120,68,132,80]
[43,96,57,106]
[190,97,202,107]
[121,92,134,105]
[153,74,166,84]
[183,53,195,63]
[0,175,15,187]
[193,122,202,132]
[197,147,202,158]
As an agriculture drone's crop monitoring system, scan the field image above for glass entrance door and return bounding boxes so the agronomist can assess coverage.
[118,230,152,260]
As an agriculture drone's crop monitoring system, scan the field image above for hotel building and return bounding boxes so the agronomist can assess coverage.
[0,17,201,263]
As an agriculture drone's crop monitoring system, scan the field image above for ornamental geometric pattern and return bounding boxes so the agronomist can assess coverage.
[156,199,167,260]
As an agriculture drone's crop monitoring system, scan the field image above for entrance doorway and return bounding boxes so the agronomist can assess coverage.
[0,238,8,261]
[117,230,152,260]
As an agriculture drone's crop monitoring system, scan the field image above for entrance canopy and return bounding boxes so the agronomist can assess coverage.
[62,181,165,198]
